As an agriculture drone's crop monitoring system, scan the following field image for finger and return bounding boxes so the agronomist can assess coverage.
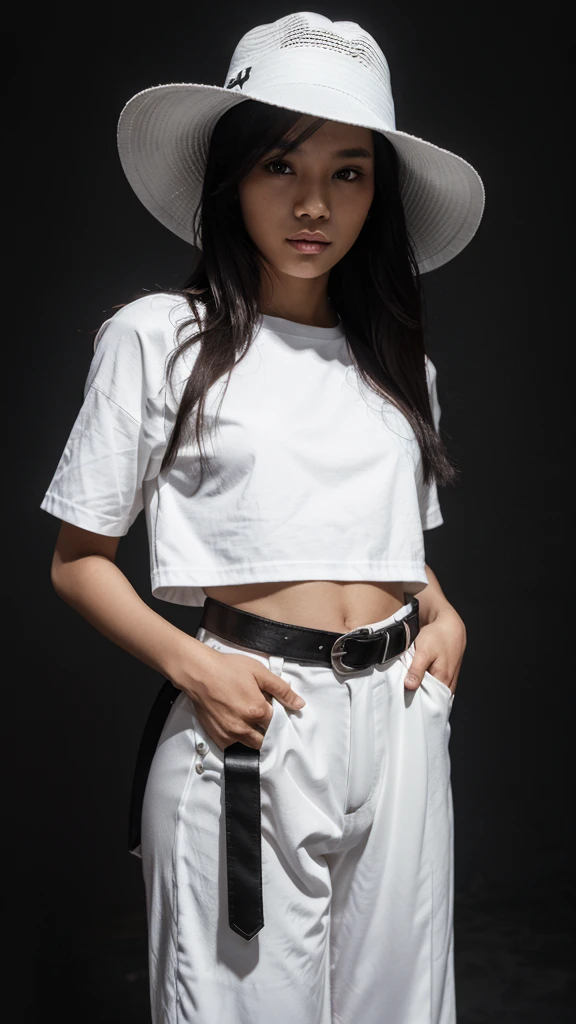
[220,728,270,752]
[404,651,434,690]
[259,666,306,709]
[240,723,273,751]
[196,705,273,752]
[235,701,275,750]
[192,706,229,751]
[253,696,274,732]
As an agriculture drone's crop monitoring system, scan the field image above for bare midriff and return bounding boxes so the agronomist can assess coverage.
[202,580,407,634]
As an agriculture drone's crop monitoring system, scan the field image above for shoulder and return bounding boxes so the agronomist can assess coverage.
[92,291,200,354]
[89,292,203,385]
[86,292,204,405]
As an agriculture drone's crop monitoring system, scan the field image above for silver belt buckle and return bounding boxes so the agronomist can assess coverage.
[331,625,375,675]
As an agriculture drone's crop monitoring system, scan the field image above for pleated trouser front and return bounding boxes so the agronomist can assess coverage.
[139,601,456,1023]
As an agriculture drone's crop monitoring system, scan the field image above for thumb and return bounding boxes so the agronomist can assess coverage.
[404,649,431,690]
[259,665,307,709]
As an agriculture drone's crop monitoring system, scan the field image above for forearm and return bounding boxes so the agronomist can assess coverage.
[50,555,212,691]
[417,563,453,625]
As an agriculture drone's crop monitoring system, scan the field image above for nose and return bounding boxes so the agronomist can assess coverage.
[293,190,330,221]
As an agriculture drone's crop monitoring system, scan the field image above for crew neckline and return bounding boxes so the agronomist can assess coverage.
[260,312,345,341]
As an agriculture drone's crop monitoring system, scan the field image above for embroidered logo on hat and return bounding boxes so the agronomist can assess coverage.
[226,67,252,90]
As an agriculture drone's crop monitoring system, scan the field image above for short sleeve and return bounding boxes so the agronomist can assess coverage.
[39,307,170,537]
[418,356,444,531]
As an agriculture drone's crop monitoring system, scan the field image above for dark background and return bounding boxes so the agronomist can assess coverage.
[7,4,573,1021]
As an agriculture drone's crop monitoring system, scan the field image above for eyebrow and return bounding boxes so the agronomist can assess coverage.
[276,143,373,160]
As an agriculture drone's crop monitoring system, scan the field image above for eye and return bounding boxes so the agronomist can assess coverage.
[263,160,363,182]
[265,159,292,174]
[334,167,363,182]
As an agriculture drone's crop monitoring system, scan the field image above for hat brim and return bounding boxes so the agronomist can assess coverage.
[117,81,485,274]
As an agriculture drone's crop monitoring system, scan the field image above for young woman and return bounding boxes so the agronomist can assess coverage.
[40,12,484,1024]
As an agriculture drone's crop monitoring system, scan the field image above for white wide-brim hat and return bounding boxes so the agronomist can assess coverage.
[117,11,485,274]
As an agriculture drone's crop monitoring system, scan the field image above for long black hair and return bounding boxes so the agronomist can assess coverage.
[120,100,456,487]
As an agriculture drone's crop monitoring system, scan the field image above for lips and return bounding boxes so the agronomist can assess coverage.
[286,239,331,253]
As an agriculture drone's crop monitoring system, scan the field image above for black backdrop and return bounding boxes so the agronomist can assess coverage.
[7,5,573,1021]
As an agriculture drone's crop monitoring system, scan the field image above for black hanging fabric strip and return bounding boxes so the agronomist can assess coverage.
[128,679,180,854]
[224,743,265,939]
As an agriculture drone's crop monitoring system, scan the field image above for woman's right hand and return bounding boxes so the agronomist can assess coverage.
[173,643,306,752]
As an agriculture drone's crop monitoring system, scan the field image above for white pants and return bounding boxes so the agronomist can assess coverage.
[140,600,456,1023]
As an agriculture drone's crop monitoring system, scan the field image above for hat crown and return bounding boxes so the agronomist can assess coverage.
[224,11,393,97]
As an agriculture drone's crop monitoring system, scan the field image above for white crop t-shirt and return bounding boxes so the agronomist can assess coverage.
[40,291,443,607]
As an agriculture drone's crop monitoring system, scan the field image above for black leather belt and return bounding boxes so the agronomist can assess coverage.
[127,598,420,942]
[201,596,420,940]
[201,595,420,674]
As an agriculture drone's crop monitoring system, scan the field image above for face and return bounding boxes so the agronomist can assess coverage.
[237,117,375,283]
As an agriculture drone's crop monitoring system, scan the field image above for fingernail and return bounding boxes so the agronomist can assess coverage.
[294,697,306,708]
[405,674,418,686]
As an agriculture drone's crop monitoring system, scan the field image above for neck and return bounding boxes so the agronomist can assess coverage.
[257,273,338,329]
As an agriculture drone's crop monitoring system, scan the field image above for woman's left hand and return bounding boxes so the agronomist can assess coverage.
[404,604,467,696]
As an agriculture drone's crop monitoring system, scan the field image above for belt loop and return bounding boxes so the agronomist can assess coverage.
[374,628,390,668]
